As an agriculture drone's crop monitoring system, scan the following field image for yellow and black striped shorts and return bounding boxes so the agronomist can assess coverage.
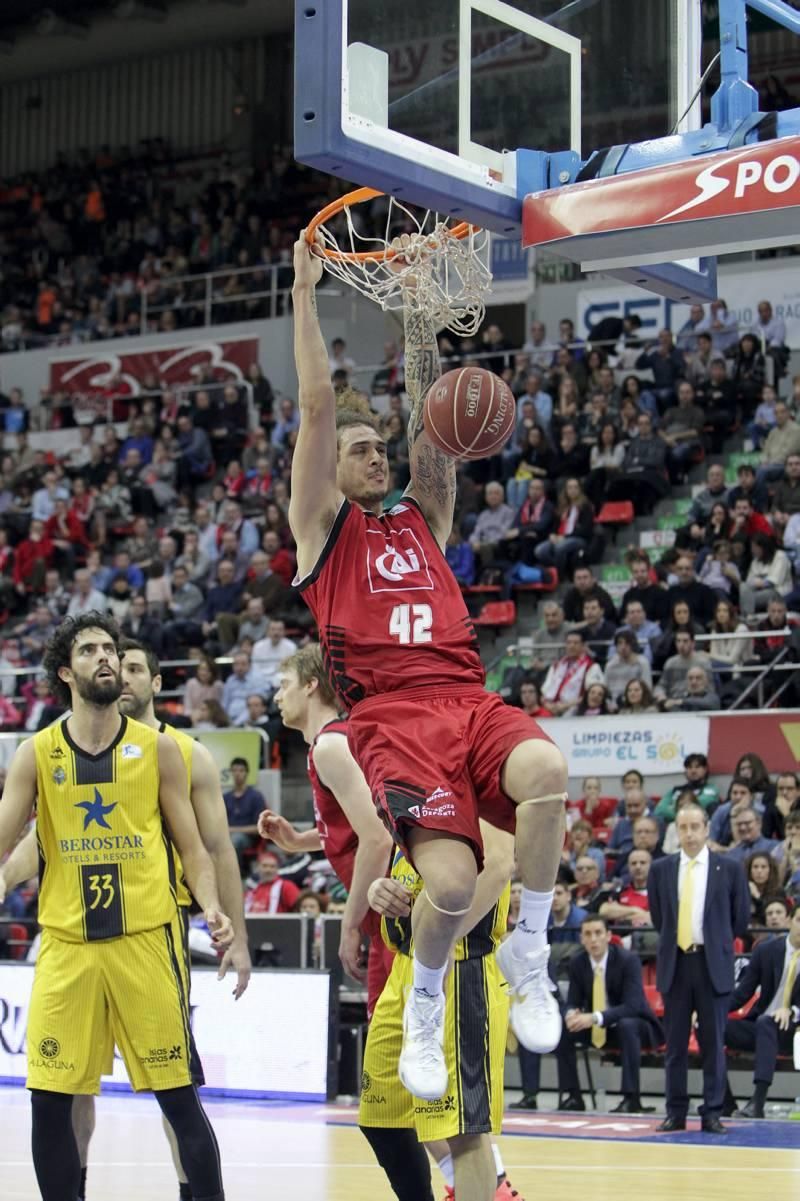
[359,950,508,1141]
[27,915,194,1095]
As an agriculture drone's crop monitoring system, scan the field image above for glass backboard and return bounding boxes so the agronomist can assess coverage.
[295,0,698,234]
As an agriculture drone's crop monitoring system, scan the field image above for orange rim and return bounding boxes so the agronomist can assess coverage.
[306,186,476,263]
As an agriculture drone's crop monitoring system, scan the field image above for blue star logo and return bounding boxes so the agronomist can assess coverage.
[75,787,117,831]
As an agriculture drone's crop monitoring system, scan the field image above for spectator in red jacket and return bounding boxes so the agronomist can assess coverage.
[244,848,301,914]
[262,530,294,587]
[567,775,619,837]
[12,519,54,596]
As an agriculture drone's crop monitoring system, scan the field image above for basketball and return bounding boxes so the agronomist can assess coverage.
[423,367,516,460]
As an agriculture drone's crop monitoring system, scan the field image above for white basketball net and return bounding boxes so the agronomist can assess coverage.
[313,196,492,337]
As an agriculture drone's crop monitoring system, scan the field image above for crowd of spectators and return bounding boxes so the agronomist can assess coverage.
[0,137,342,352]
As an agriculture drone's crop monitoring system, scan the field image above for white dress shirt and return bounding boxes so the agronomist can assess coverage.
[766,937,800,1017]
[678,845,709,946]
[590,950,610,1026]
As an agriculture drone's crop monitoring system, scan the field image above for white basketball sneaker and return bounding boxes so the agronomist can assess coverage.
[496,939,562,1053]
[398,989,449,1101]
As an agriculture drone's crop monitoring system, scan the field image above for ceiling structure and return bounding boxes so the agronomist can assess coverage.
[0,0,294,81]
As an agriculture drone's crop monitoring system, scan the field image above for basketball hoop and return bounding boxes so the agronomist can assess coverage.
[306,188,492,337]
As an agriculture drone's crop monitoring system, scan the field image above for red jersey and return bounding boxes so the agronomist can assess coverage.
[308,719,358,891]
[298,499,484,709]
[308,717,381,939]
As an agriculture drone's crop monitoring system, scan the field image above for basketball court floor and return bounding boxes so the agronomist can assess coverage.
[3,1085,799,1200]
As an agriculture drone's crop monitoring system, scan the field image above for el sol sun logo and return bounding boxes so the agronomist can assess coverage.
[39,1038,60,1059]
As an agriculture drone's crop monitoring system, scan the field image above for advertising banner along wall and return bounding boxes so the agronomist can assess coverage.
[0,965,332,1100]
[538,714,710,777]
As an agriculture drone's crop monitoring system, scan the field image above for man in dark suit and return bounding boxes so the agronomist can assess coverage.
[561,915,663,1112]
[649,801,750,1133]
[724,905,800,1117]
[512,916,662,1112]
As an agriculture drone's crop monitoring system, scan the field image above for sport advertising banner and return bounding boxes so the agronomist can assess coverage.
[538,714,710,776]
[0,964,331,1099]
[577,263,800,349]
[48,334,259,396]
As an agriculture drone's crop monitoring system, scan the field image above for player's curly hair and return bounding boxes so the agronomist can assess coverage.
[335,388,381,445]
[280,643,339,709]
[43,611,121,707]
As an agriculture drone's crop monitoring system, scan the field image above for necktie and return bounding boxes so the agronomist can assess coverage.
[591,965,606,1048]
[677,858,697,952]
[782,949,799,1009]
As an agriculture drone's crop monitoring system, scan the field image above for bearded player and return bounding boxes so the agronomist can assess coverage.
[257,642,394,1018]
[0,638,250,1201]
[290,233,566,1103]
[0,614,232,1201]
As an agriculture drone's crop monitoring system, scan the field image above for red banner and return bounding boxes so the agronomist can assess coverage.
[708,711,800,774]
[522,135,800,266]
[48,335,260,396]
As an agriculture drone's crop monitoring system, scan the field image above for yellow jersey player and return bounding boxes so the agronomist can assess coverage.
[360,826,522,1201]
[0,613,233,1201]
[0,637,251,1201]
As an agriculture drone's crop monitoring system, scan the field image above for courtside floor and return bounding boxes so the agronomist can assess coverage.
[3,1085,799,1200]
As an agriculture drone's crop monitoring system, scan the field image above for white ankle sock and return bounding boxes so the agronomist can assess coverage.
[512,887,553,957]
[492,1142,505,1177]
[413,957,447,998]
[436,1152,455,1187]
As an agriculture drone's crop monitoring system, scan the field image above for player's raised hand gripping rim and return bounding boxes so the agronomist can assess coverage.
[294,228,324,290]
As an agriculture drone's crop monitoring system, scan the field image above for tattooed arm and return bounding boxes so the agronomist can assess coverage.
[402,308,457,548]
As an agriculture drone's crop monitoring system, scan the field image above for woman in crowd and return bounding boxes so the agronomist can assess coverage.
[567,680,614,718]
[745,852,785,925]
[698,537,740,601]
[194,698,231,729]
[621,374,658,420]
[618,678,659,714]
[515,423,557,484]
[534,476,595,575]
[707,598,751,678]
[739,532,793,615]
[585,421,625,510]
[182,655,225,724]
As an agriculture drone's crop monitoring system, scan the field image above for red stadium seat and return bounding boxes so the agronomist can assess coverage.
[595,501,634,527]
[473,600,517,628]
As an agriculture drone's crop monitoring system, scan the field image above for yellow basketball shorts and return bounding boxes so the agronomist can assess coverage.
[27,919,193,1095]
[359,951,509,1141]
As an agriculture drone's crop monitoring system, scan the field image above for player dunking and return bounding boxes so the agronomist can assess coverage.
[258,643,395,1016]
[1,638,250,1201]
[0,614,232,1201]
[290,233,566,1105]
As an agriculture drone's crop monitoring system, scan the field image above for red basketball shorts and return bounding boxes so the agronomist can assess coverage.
[348,684,553,868]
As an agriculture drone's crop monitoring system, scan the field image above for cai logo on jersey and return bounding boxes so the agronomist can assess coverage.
[366,527,433,594]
